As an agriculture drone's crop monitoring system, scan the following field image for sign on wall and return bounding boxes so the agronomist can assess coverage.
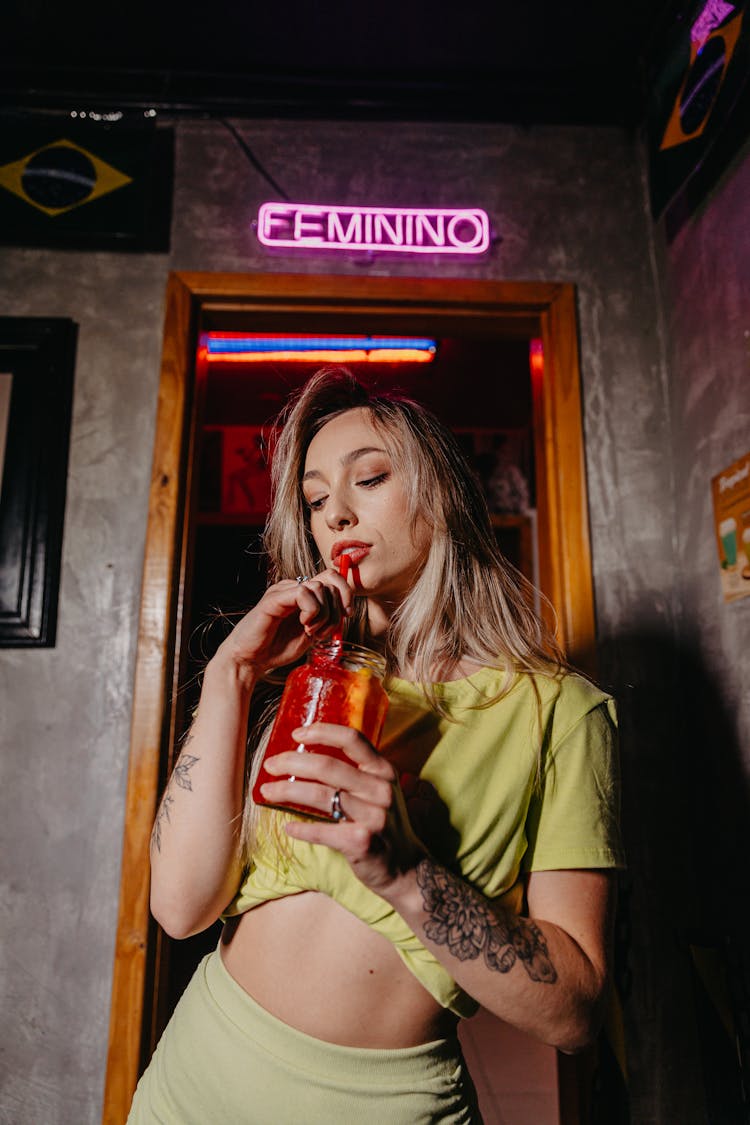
[711,449,750,603]
[257,201,490,256]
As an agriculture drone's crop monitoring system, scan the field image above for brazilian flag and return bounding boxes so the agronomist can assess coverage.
[0,119,173,251]
[646,0,750,223]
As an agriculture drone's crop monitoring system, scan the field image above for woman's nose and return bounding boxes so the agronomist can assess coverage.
[325,497,357,530]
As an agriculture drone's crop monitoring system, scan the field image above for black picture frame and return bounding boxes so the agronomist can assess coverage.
[0,317,77,646]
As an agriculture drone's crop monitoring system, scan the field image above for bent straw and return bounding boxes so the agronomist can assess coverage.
[329,554,350,650]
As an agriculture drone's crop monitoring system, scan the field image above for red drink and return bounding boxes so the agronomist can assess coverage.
[252,641,389,818]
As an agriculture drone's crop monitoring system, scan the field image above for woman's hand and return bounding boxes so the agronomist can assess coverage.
[259,722,426,897]
[214,570,353,677]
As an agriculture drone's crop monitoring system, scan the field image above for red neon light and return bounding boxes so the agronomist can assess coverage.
[529,338,544,380]
[257,201,490,256]
[207,349,434,364]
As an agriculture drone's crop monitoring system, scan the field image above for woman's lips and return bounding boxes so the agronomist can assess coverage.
[332,542,370,566]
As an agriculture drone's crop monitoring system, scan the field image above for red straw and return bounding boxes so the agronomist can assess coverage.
[330,554,350,649]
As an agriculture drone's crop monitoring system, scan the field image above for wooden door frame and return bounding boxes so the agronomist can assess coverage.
[102,270,596,1124]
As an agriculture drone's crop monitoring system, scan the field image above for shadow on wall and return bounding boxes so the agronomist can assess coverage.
[598,625,750,1125]
[678,627,750,1125]
[598,626,750,1125]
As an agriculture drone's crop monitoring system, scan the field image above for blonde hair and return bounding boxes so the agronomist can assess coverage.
[239,367,565,860]
[264,365,563,688]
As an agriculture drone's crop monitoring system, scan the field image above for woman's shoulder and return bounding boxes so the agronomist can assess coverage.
[476,665,612,707]
[525,669,617,753]
[387,663,614,726]
[540,668,612,706]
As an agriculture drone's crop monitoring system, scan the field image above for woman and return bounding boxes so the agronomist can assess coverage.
[130,367,624,1123]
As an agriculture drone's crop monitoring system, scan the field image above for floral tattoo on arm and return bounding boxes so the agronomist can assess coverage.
[415,859,557,984]
[150,736,200,854]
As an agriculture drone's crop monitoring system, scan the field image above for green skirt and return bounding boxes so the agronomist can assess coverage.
[127,948,482,1124]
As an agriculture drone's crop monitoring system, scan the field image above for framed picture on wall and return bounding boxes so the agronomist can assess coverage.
[0,317,77,646]
[199,425,273,520]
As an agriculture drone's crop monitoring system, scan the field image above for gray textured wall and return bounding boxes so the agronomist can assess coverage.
[0,116,733,1123]
[659,145,750,1116]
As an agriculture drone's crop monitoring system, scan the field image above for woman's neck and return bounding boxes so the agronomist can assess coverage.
[362,598,393,648]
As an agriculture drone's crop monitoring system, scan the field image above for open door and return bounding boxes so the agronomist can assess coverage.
[103,272,596,1124]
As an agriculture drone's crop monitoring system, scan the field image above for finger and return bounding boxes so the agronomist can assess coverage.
[263,752,394,807]
[295,583,332,627]
[259,779,389,831]
[285,817,373,852]
[298,581,352,638]
[305,568,355,615]
[290,723,392,775]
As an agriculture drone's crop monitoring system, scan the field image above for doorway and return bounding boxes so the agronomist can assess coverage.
[103,271,596,1124]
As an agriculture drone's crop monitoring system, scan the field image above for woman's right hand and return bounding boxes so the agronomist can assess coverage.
[213,570,353,676]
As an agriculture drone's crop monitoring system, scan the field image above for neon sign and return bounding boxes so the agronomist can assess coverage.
[257,201,490,256]
[204,334,437,364]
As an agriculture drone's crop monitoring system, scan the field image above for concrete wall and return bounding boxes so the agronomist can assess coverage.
[658,145,750,1114]
[0,117,720,1123]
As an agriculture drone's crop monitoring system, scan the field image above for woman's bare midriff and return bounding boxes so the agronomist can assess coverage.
[220,891,458,1048]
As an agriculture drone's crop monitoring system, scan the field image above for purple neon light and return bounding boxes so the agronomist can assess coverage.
[257,202,490,256]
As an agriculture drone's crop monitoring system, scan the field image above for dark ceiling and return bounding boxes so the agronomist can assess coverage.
[3,0,690,126]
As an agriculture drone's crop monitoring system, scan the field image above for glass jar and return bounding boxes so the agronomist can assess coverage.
[251,641,389,818]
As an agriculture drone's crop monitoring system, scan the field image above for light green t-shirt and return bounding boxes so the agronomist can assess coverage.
[225,668,625,1016]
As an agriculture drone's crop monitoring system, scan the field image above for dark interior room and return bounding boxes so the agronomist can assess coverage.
[1,3,749,1123]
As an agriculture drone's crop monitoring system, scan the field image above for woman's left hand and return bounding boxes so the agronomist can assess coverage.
[259,723,426,897]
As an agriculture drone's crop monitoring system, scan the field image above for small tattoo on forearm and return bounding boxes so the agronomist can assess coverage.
[151,793,173,853]
[149,753,200,853]
[173,753,199,791]
[415,859,557,984]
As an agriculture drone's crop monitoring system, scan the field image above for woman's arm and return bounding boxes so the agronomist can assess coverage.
[148,652,256,939]
[262,722,616,1051]
[386,864,614,1052]
[149,571,352,939]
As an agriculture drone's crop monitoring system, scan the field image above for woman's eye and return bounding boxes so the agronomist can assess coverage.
[306,495,326,511]
[358,472,388,489]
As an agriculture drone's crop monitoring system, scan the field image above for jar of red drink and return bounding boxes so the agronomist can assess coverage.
[252,641,389,818]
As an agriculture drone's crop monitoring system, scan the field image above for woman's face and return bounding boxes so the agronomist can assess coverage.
[302,408,431,605]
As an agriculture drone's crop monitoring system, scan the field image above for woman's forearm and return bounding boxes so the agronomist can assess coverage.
[383,861,611,1053]
[149,651,258,938]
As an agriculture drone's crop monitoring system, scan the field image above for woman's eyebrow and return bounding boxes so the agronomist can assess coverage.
[302,446,388,483]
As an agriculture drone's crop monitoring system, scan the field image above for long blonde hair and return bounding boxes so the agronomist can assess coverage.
[240,366,564,858]
[264,365,563,692]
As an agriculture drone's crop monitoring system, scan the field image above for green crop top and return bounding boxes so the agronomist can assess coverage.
[224,668,625,1017]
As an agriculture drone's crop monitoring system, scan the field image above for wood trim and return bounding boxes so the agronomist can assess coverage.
[102,274,195,1124]
[103,271,595,1125]
[537,285,596,672]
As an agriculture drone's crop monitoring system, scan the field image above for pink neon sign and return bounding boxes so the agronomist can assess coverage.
[257,201,490,256]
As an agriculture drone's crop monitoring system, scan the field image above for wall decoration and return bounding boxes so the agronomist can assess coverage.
[0,318,77,646]
[257,201,490,256]
[199,426,273,520]
[0,120,173,251]
[647,0,750,228]
[711,449,750,603]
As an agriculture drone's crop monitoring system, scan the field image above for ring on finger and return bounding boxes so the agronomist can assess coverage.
[331,789,347,822]
[296,575,310,584]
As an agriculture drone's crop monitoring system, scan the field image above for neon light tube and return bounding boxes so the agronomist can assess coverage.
[208,349,435,364]
[206,335,437,356]
[257,202,490,256]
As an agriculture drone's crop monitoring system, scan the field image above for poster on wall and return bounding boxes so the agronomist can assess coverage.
[711,450,750,603]
[200,426,272,518]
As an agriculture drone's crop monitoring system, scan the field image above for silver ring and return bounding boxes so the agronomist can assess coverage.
[296,575,310,584]
[331,790,347,822]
